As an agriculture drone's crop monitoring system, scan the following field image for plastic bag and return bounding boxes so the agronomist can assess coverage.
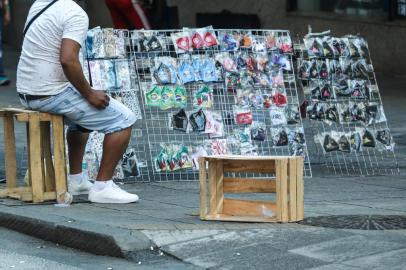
[271,127,289,147]
[178,58,195,84]
[145,85,162,107]
[170,109,188,132]
[153,57,178,84]
[160,86,174,110]
[250,121,266,141]
[189,109,206,132]
[270,106,287,126]
[219,32,238,51]
[286,105,300,124]
[121,148,140,177]
[173,86,187,109]
[171,31,192,54]
[193,85,213,108]
[234,106,253,125]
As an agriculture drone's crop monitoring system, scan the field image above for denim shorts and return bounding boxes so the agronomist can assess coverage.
[20,87,137,134]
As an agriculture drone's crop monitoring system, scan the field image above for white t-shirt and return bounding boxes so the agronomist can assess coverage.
[17,0,89,95]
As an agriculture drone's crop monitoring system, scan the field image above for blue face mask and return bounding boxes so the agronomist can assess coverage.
[200,58,219,82]
[178,60,195,84]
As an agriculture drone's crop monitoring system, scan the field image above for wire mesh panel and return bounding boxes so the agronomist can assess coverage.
[296,30,399,176]
[84,28,148,182]
[130,28,311,181]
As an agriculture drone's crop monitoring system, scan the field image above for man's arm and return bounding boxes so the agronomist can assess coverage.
[3,0,10,25]
[60,39,109,109]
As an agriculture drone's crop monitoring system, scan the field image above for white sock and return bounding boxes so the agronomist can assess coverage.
[69,173,82,184]
[93,180,113,191]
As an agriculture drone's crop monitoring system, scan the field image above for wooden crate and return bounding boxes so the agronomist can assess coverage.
[199,155,304,223]
[0,108,67,203]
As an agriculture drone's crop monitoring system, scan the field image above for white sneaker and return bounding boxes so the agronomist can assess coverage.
[68,177,94,196]
[88,181,139,204]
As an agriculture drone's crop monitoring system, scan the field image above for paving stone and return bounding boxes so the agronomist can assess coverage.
[289,235,406,263]
[342,248,406,270]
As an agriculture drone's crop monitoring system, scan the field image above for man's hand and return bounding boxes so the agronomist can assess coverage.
[86,89,110,109]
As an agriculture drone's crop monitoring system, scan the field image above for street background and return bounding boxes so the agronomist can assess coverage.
[1,0,406,269]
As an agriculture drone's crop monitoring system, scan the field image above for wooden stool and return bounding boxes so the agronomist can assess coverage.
[199,155,304,223]
[0,108,67,203]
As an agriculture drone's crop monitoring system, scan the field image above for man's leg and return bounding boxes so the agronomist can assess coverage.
[67,130,89,175]
[66,129,94,195]
[96,127,132,181]
[90,126,138,203]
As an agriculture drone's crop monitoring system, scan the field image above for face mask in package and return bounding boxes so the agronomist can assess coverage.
[376,129,394,150]
[102,29,115,57]
[153,57,178,84]
[102,60,116,90]
[234,106,253,125]
[154,144,192,172]
[115,61,131,90]
[171,31,193,54]
[89,60,104,90]
[178,58,195,84]
[145,85,162,107]
[170,109,188,133]
[193,85,213,108]
[271,127,289,147]
[189,109,206,132]
[121,148,140,177]
[286,106,300,124]
[215,52,238,73]
[288,128,306,145]
[135,31,164,52]
[160,86,174,110]
[190,26,219,49]
[205,111,224,138]
[270,106,287,127]
[219,32,239,51]
[86,27,104,59]
[250,121,266,141]
[173,86,187,108]
[191,146,208,170]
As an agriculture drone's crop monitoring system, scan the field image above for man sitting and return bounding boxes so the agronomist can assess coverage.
[17,0,139,204]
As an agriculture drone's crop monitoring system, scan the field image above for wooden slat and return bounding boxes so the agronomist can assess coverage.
[9,191,56,202]
[208,160,217,215]
[215,160,224,214]
[16,112,52,122]
[26,123,32,186]
[289,158,298,222]
[0,187,32,198]
[199,157,208,219]
[279,159,289,222]
[3,114,17,189]
[29,113,44,203]
[3,107,33,113]
[222,198,277,218]
[296,157,305,221]
[276,160,282,221]
[204,155,291,161]
[223,178,276,193]
[223,159,275,173]
[52,115,68,200]
[41,122,55,192]
[204,214,278,223]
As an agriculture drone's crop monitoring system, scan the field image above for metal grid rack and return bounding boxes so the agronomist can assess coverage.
[129,29,311,181]
[296,31,399,176]
[83,28,149,181]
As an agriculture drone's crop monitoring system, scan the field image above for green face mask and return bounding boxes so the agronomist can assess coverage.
[145,86,162,107]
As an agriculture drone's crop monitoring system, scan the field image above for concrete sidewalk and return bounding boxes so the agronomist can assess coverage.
[1,176,406,269]
[0,47,406,269]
